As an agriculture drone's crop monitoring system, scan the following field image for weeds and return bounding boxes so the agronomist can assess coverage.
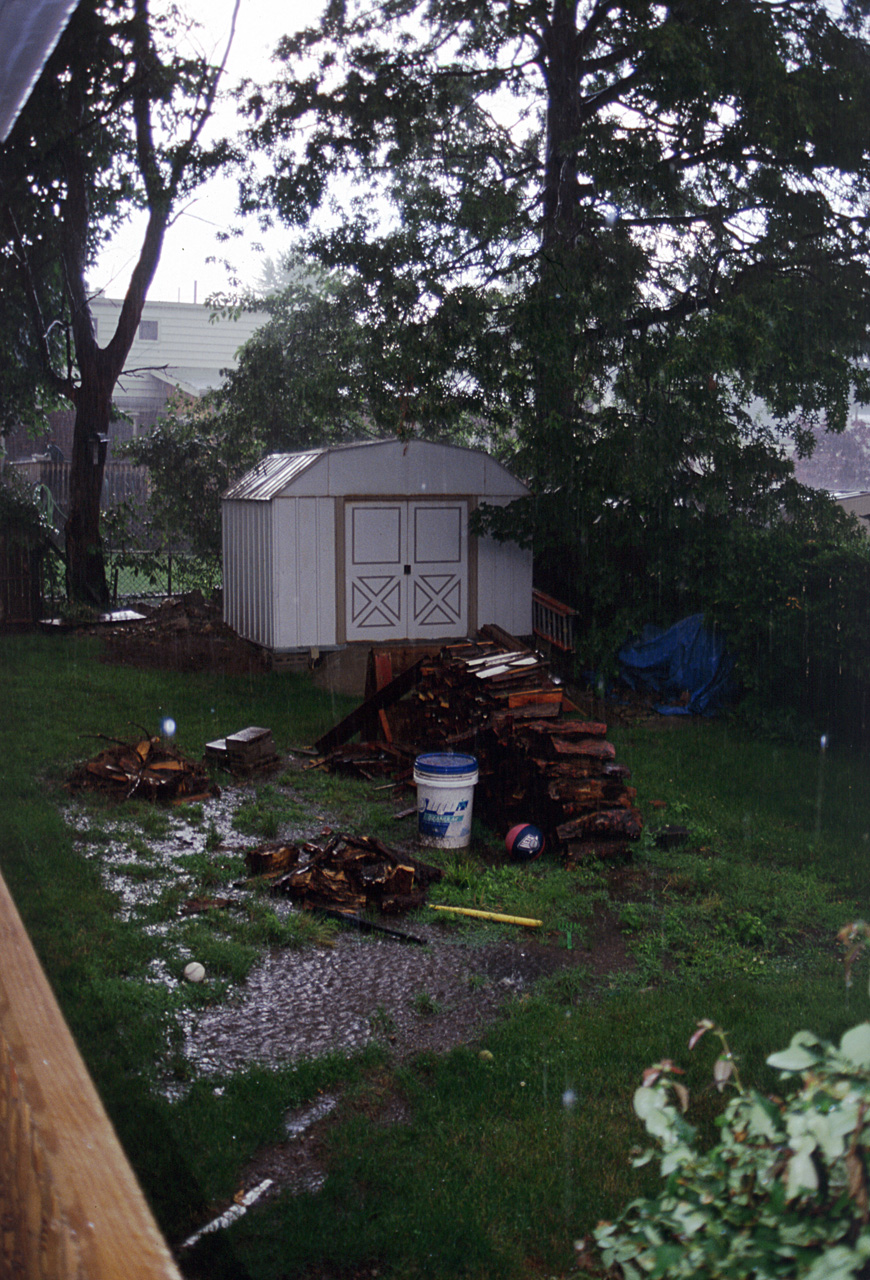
[412,991,442,1017]
[369,1005,397,1039]
[232,785,305,839]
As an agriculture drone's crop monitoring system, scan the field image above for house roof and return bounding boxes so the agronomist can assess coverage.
[0,0,80,140]
[141,368,227,398]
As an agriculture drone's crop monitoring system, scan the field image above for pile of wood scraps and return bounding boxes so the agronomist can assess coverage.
[245,833,443,916]
[378,636,567,749]
[67,735,217,803]
[304,741,414,783]
[312,627,643,862]
[521,720,642,863]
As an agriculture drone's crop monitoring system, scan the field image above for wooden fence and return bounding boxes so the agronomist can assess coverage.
[0,868,183,1279]
[6,460,150,523]
[0,532,41,628]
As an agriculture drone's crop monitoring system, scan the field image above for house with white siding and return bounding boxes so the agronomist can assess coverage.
[90,295,269,437]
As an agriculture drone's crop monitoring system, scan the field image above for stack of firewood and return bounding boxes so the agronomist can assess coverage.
[408,653,641,860]
[314,629,642,861]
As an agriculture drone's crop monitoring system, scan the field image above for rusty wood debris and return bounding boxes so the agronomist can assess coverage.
[246,832,443,917]
[67,736,217,803]
[179,896,238,916]
[313,628,643,862]
[304,740,413,783]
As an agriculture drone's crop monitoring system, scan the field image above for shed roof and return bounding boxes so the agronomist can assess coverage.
[224,451,325,501]
[223,439,528,502]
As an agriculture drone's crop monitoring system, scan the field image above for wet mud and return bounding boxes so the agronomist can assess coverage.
[182,921,581,1074]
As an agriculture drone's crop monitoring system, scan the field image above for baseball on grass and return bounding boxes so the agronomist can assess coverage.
[183,961,206,984]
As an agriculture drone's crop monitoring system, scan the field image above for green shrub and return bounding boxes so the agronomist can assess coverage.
[591,960,870,1278]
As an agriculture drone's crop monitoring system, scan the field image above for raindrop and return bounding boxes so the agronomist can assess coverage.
[815,734,828,839]
[161,716,176,738]
[562,1088,577,1109]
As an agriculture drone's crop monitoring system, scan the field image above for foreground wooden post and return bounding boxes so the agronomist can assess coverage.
[0,869,183,1279]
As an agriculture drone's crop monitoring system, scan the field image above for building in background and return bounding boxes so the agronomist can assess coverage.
[4,296,268,463]
[91,296,269,442]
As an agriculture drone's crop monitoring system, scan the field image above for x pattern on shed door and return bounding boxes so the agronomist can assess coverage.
[346,501,467,641]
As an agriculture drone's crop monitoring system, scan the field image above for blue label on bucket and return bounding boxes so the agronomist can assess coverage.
[419,798,468,837]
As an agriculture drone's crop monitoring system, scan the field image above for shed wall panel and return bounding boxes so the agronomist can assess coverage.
[272,498,297,648]
[272,498,336,648]
[296,498,336,647]
[477,514,533,637]
[223,501,273,648]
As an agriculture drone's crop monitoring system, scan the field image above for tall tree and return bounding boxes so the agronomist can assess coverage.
[124,270,379,564]
[0,0,237,604]
[242,0,870,622]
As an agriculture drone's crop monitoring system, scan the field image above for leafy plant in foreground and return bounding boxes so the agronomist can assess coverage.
[589,953,870,1278]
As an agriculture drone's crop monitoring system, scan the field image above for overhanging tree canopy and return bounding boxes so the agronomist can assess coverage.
[0,0,237,604]
[241,0,870,621]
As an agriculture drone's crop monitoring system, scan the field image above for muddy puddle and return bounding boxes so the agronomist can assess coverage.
[64,767,585,1088]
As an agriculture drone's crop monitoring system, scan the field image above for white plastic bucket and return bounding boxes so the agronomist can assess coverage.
[414,753,479,849]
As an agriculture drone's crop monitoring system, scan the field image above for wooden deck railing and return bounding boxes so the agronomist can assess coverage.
[0,869,182,1279]
[532,588,578,656]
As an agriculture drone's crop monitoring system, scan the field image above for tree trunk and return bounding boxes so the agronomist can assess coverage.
[534,0,583,445]
[65,367,112,607]
[541,0,581,257]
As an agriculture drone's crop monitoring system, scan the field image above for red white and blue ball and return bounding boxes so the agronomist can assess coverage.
[505,824,545,862]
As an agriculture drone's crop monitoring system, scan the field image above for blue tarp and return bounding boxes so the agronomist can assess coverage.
[617,614,735,716]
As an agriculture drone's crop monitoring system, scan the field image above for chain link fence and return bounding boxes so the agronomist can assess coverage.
[105,549,220,604]
[6,458,221,610]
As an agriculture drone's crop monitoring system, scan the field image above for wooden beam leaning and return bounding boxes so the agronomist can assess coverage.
[314,657,426,755]
[0,868,183,1280]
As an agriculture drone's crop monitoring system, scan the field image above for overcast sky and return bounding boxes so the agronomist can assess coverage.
[93,0,324,304]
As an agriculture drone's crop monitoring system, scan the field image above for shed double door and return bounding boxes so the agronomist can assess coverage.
[345,501,468,641]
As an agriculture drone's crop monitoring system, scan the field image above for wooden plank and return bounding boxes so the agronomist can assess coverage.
[0,868,183,1279]
[378,708,393,742]
[550,737,617,759]
[505,688,562,709]
[478,623,534,652]
[314,658,426,754]
[556,807,644,842]
[524,719,607,738]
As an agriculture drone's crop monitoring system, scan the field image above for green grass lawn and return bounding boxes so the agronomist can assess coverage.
[2,632,870,1279]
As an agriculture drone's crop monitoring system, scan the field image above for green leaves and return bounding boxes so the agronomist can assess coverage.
[236,0,870,722]
[767,1030,824,1073]
[840,1022,870,1068]
[597,1018,870,1277]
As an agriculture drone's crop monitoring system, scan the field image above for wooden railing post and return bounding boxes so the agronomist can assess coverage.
[0,869,183,1279]
[532,588,578,658]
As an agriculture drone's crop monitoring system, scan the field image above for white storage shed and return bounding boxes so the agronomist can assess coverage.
[222,438,533,652]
